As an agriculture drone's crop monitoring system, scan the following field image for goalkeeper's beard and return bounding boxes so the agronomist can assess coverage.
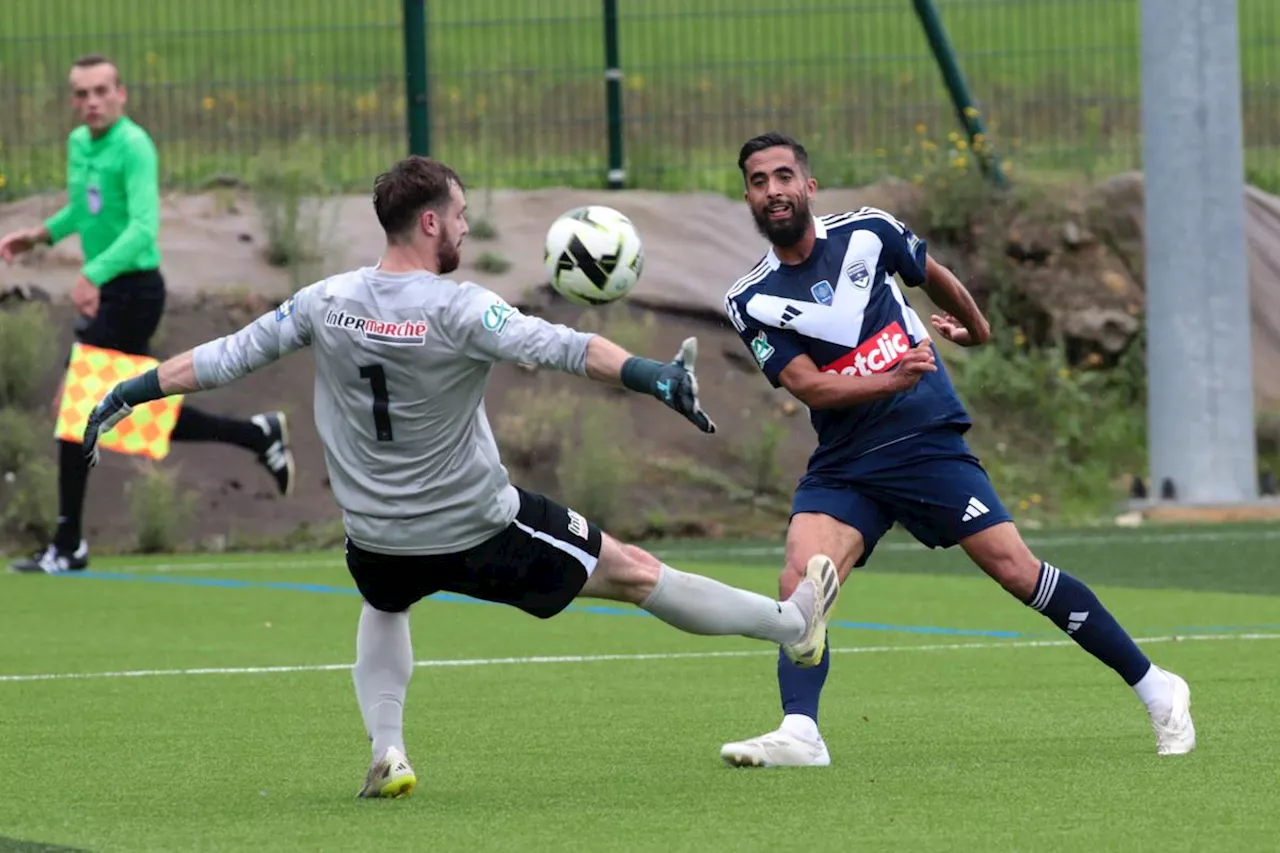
[751,196,812,248]
[437,227,462,275]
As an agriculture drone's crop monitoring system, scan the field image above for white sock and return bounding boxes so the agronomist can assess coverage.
[1132,664,1172,719]
[352,603,413,761]
[639,564,807,645]
[780,713,821,742]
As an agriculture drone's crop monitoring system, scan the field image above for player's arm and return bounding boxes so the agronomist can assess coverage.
[776,346,936,410]
[452,285,716,433]
[728,295,934,411]
[920,255,990,347]
[80,134,161,286]
[861,206,990,348]
[80,288,316,465]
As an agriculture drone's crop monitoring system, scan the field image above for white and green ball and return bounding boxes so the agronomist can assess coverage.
[543,205,644,306]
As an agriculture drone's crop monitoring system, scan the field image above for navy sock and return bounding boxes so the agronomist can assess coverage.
[777,631,829,723]
[1027,562,1151,686]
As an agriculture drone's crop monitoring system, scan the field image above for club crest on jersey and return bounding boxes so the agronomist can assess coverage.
[324,309,428,346]
[810,279,834,306]
[819,321,911,377]
[86,186,103,215]
[845,261,871,289]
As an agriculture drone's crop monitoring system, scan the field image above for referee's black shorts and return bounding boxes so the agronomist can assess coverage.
[74,268,166,357]
[345,487,605,618]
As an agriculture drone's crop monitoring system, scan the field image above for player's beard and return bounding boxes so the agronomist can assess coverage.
[438,230,462,275]
[752,194,811,248]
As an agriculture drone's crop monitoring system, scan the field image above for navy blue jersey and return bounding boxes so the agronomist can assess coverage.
[725,208,971,472]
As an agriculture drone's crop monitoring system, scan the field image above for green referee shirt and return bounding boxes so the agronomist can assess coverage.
[43,116,162,286]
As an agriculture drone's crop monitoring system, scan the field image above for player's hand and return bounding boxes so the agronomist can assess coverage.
[651,337,717,434]
[930,312,988,347]
[893,339,937,391]
[0,227,41,263]
[82,385,134,467]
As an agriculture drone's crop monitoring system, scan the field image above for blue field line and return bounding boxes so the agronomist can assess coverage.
[61,570,1025,639]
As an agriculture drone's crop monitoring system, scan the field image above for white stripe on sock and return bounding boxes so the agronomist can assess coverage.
[1030,563,1060,612]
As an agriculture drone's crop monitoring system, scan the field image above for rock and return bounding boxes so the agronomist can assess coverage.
[1061,307,1140,355]
[0,283,53,304]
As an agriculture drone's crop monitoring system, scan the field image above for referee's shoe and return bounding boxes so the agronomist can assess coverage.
[10,411,295,574]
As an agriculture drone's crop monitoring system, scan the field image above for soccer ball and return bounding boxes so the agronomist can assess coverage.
[543,205,644,305]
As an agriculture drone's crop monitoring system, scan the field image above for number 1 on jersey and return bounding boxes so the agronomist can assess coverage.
[359,364,394,441]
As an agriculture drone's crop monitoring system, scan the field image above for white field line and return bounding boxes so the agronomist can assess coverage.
[101,526,1280,574]
[2,632,1277,685]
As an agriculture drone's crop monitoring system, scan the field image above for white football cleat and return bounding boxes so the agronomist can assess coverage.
[782,555,841,668]
[1150,670,1196,756]
[357,746,417,798]
[721,727,831,768]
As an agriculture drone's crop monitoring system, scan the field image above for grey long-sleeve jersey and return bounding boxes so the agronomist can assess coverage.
[190,266,595,555]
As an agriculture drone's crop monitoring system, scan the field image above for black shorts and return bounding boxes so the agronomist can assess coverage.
[74,269,166,356]
[345,487,604,618]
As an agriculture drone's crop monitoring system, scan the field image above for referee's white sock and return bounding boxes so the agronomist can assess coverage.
[353,603,413,762]
[639,564,808,645]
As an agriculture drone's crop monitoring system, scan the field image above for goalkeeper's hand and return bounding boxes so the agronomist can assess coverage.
[623,337,717,434]
[82,385,133,467]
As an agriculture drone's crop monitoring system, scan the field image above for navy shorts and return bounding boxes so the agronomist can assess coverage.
[792,426,1011,567]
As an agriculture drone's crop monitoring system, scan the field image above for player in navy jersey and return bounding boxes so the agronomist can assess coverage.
[718,132,1196,766]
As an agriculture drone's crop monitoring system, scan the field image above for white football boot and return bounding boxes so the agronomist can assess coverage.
[1150,669,1196,756]
[781,555,841,668]
[357,746,417,798]
[721,717,832,768]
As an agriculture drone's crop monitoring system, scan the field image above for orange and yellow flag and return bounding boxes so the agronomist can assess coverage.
[53,343,184,460]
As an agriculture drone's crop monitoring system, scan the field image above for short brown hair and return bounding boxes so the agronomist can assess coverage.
[373,156,463,242]
[71,54,120,84]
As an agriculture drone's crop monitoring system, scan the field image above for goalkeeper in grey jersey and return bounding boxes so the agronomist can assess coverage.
[79,156,841,799]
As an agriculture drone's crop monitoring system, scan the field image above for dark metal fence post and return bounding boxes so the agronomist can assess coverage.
[403,0,430,156]
[603,0,624,188]
[912,0,1007,187]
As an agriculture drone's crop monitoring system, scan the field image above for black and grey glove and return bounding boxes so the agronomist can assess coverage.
[83,368,164,466]
[620,337,717,434]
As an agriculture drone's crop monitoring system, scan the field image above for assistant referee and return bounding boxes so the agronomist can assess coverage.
[0,54,297,574]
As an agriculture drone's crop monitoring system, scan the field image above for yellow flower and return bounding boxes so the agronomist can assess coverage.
[201,96,216,111]
[912,174,924,185]
[951,155,968,169]
[355,91,380,114]
[964,106,980,118]
[1057,367,1071,380]
[921,140,937,152]
[1013,331,1027,346]
[626,73,645,92]
[914,123,927,136]
[948,131,960,143]
[955,139,968,151]
[1018,500,1030,511]
[0,174,7,189]
[1030,494,1042,505]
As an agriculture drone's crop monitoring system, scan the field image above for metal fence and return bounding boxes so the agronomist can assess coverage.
[2,1,1277,197]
